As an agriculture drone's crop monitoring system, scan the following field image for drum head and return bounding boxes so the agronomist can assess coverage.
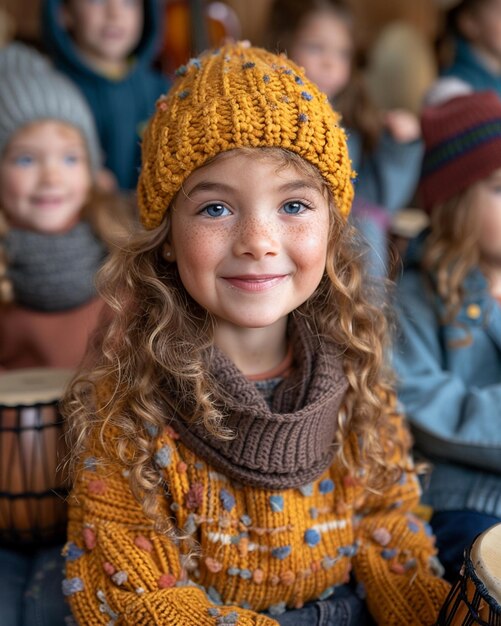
[471,523,501,605]
[0,368,74,406]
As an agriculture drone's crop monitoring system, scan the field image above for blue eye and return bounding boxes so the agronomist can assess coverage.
[13,155,34,166]
[281,201,309,215]
[63,154,81,165]
[200,203,231,218]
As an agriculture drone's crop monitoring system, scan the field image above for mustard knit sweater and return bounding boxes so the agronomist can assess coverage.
[64,409,450,625]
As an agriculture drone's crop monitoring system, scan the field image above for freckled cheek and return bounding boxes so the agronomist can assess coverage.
[173,223,230,280]
[290,229,328,276]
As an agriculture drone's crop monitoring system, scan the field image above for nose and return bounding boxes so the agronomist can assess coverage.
[106,0,121,18]
[40,159,62,185]
[233,216,280,260]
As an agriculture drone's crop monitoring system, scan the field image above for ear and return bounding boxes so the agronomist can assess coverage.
[162,242,176,262]
[457,9,481,42]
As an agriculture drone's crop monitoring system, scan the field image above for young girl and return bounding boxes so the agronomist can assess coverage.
[394,91,501,581]
[268,0,423,276]
[0,42,129,625]
[63,43,450,625]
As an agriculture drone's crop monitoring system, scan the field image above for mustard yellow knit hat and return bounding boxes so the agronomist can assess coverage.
[138,42,354,229]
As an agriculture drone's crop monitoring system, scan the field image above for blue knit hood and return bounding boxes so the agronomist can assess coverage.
[42,0,162,82]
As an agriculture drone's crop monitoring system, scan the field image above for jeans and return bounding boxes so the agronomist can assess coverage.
[261,583,375,626]
[430,509,501,583]
[0,544,71,626]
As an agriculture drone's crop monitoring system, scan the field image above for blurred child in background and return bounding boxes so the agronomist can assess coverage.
[438,0,501,96]
[394,91,501,581]
[42,0,170,191]
[0,42,130,625]
[268,0,423,276]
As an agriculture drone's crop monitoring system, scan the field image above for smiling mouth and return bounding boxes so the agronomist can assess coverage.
[222,275,289,292]
[32,196,65,208]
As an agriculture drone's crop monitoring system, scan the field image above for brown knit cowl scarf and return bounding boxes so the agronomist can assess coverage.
[169,316,349,490]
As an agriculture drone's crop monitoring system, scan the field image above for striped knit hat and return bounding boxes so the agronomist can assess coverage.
[420,91,501,210]
[138,42,354,229]
[0,42,101,172]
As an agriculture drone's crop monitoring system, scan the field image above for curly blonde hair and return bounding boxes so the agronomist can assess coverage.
[64,147,405,534]
[422,188,480,325]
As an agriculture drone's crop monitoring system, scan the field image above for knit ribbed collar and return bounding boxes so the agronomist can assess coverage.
[170,316,348,490]
[5,222,106,311]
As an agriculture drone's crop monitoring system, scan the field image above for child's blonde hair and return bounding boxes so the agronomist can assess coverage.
[64,44,404,532]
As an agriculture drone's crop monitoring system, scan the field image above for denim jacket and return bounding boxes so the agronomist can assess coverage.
[393,233,501,515]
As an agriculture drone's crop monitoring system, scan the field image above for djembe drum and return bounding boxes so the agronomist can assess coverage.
[0,368,73,546]
[436,523,501,625]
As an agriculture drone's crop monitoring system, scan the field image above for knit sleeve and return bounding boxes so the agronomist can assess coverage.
[350,411,451,626]
[64,452,278,626]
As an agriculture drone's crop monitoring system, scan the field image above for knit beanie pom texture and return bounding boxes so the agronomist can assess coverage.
[421,90,501,210]
[138,42,354,230]
[0,42,101,172]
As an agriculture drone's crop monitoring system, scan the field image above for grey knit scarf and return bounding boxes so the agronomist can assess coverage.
[5,222,106,311]
[170,317,349,490]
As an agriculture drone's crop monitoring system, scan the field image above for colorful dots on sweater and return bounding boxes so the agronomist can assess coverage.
[338,543,358,557]
[407,520,420,533]
[268,601,287,616]
[154,444,172,468]
[271,545,292,560]
[372,527,392,546]
[185,482,204,510]
[62,577,84,596]
[134,535,153,553]
[88,479,107,495]
[63,542,84,562]
[298,483,314,497]
[304,528,321,547]
[298,113,309,124]
[158,573,176,588]
[83,456,98,471]
[319,479,335,494]
[322,555,338,570]
[381,548,398,560]
[111,571,128,586]
[220,489,236,512]
[82,527,96,550]
[269,495,284,512]
[175,64,188,76]
[301,91,314,101]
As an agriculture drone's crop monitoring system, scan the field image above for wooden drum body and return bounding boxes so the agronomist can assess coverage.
[437,523,501,625]
[0,368,73,546]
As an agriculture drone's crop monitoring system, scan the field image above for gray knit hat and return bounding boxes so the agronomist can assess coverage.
[0,43,101,172]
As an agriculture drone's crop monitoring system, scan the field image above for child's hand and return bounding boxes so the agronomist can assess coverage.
[384,109,421,143]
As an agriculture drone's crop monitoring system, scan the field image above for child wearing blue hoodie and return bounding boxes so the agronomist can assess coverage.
[42,0,170,190]
[394,91,501,582]
[435,0,501,98]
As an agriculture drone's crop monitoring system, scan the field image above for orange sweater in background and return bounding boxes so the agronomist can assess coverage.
[64,408,450,625]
